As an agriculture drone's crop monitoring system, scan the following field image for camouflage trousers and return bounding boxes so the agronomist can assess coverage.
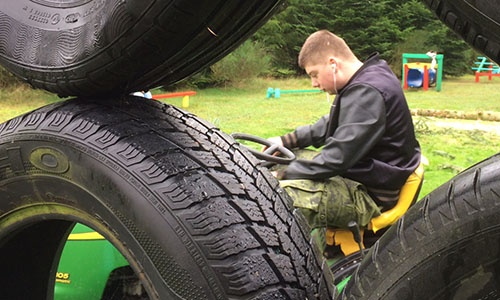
[278,150,381,229]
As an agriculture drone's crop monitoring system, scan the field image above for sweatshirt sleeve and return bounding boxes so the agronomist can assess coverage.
[283,84,386,180]
[280,114,330,149]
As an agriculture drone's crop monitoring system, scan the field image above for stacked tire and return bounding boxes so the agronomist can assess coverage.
[0,96,335,299]
[342,2,500,298]
[0,0,283,97]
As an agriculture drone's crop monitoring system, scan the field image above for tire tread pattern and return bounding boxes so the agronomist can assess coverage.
[343,154,500,299]
[424,0,500,64]
[0,0,283,97]
[0,97,335,299]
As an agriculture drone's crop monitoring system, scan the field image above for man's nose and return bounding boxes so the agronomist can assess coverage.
[312,79,319,87]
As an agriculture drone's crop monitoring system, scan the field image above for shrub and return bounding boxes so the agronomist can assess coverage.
[210,40,271,85]
[168,40,272,89]
[0,66,21,88]
[425,21,475,77]
[389,20,475,78]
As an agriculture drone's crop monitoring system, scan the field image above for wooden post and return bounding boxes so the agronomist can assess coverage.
[489,64,493,80]
[476,71,480,82]
[182,95,190,108]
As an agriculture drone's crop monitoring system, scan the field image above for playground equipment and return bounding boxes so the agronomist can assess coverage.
[266,87,321,98]
[402,53,443,91]
[406,63,436,87]
[152,91,197,107]
[473,56,500,82]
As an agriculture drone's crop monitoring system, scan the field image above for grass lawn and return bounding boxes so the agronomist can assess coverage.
[2,74,500,199]
[0,85,65,122]
[405,74,500,112]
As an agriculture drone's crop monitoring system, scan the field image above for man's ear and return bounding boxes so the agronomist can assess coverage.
[328,57,337,71]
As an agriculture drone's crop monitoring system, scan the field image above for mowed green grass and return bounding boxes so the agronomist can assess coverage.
[2,74,500,199]
[0,85,65,122]
[405,74,500,112]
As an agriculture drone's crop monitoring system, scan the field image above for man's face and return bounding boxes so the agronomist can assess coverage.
[305,63,337,95]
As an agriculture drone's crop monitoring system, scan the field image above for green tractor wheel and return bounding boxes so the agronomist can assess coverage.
[55,223,131,300]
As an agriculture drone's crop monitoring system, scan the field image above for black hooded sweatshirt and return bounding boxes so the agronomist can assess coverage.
[282,53,421,196]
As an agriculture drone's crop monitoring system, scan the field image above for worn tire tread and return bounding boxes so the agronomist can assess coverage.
[0,97,335,299]
[343,154,500,299]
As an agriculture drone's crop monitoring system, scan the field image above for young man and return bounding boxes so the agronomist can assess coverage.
[272,30,421,229]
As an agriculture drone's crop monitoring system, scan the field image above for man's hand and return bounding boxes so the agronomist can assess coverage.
[261,136,283,153]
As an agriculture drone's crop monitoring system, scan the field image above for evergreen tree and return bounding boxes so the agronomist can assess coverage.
[328,0,401,60]
[425,20,474,76]
[253,0,473,77]
[255,0,404,72]
[253,0,330,75]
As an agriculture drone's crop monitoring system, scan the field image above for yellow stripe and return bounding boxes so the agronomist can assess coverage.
[56,279,71,284]
[67,231,105,241]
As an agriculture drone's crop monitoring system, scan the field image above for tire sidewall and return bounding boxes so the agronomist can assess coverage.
[344,155,500,299]
[0,131,222,299]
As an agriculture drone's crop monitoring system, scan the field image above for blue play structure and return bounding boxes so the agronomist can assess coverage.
[407,67,436,88]
[402,53,443,91]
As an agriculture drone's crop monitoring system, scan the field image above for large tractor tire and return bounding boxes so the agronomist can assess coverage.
[423,0,500,64]
[342,154,500,299]
[0,0,282,97]
[0,96,334,299]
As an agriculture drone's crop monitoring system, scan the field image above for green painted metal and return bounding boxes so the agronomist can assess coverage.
[266,87,321,98]
[337,276,351,293]
[402,53,444,91]
[54,223,129,300]
[280,89,321,94]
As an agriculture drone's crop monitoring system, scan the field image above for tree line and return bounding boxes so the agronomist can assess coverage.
[187,0,477,87]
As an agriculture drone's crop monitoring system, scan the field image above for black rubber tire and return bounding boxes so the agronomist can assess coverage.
[0,0,282,97]
[423,0,500,64]
[0,96,335,299]
[342,153,500,299]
